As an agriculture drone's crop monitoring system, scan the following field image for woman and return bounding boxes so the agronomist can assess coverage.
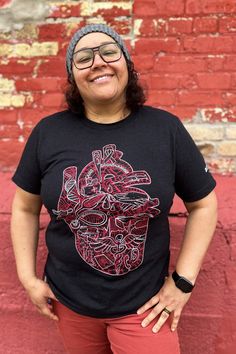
[11,24,217,354]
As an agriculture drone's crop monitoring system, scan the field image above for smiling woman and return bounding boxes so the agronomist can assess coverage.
[11,23,217,354]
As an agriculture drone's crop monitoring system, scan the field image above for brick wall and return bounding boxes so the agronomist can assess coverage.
[0,1,236,354]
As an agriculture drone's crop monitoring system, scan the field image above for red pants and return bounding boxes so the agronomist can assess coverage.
[53,301,180,354]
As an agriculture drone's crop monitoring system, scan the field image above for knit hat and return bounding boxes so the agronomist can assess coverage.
[66,23,131,76]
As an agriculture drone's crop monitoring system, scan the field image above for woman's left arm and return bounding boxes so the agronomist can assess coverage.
[137,190,218,333]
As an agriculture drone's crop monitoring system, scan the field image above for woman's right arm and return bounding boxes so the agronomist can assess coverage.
[11,187,58,321]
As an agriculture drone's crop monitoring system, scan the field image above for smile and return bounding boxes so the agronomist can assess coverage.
[92,74,113,83]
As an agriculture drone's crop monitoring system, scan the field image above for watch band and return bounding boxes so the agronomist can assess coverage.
[172,271,195,293]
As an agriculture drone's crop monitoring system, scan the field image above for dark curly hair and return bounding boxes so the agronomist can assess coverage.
[64,60,146,114]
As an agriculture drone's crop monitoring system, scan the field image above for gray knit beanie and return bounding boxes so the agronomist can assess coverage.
[66,23,131,76]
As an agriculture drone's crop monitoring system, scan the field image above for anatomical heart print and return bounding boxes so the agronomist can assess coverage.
[53,144,160,275]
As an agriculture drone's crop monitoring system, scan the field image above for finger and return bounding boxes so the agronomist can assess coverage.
[171,310,181,331]
[141,304,163,328]
[137,295,159,315]
[36,304,59,321]
[48,289,59,302]
[152,308,172,333]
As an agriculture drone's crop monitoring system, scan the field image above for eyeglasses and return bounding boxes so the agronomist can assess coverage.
[72,42,122,70]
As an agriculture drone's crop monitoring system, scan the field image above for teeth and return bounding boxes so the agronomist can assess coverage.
[94,75,110,82]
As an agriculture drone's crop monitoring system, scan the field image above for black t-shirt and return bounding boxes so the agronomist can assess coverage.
[12,106,216,318]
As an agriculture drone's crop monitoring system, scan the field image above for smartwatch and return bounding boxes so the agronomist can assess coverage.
[172,271,195,293]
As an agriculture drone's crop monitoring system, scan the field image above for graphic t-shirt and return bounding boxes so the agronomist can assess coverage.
[12,106,216,318]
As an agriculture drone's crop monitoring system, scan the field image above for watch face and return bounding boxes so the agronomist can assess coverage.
[176,278,194,293]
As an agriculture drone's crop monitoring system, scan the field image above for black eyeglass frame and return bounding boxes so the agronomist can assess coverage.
[72,42,123,70]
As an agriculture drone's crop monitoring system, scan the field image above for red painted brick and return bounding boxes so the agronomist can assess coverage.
[15,78,66,92]
[135,38,181,54]
[137,19,164,37]
[154,55,206,73]
[0,110,18,124]
[197,73,231,89]
[133,0,185,16]
[147,90,176,106]
[219,16,236,33]
[94,7,130,17]
[223,93,236,105]
[193,17,218,33]
[0,140,25,168]
[0,60,36,77]
[0,125,21,139]
[132,55,155,72]
[37,59,67,77]
[224,55,236,71]
[38,93,65,108]
[186,0,236,15]
[167,18,193,35]
[231,73,236,89]
[177,90,224,106]
[106,18,131,35]
[38,23,68,40]
[18,108,57,125]
[166,106,197,121]
[183,35,235,53]
[206,56,225,71]
[147,74,180,89]
[0,0,11,7]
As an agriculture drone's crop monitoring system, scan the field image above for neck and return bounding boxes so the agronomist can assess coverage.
[84,101,130,124]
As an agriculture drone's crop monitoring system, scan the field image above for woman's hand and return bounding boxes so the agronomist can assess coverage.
[137,276,191,333]
[24,277,59,321]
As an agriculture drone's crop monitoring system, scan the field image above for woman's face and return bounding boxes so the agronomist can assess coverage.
[72,32,129,108]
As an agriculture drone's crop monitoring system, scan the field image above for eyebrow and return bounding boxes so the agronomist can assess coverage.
[74,41,116,52]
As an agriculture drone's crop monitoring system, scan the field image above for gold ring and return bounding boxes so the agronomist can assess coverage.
[163,307,171,315]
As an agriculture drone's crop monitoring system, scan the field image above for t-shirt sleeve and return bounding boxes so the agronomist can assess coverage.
[12,124,42,195]
[174,119,216,202]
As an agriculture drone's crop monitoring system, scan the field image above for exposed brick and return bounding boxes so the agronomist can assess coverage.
[0,94,25,108]
[226,126,236,139]
[186,0,236,15]
[0,78,15,91]
[201,108,236,122]
[48,2,82,19]
[133,0,185,16]
[197,73,231,89]
[197,143,215,155]
[184,124,225,141]
[217,142,236,156]
[183,35,235,53]
[193,17,218,33]
[80,1,131,17]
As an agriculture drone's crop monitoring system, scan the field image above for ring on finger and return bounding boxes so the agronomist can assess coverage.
[163,307,171,315]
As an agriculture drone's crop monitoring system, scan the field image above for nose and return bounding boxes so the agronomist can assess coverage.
[92,51,107,68]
